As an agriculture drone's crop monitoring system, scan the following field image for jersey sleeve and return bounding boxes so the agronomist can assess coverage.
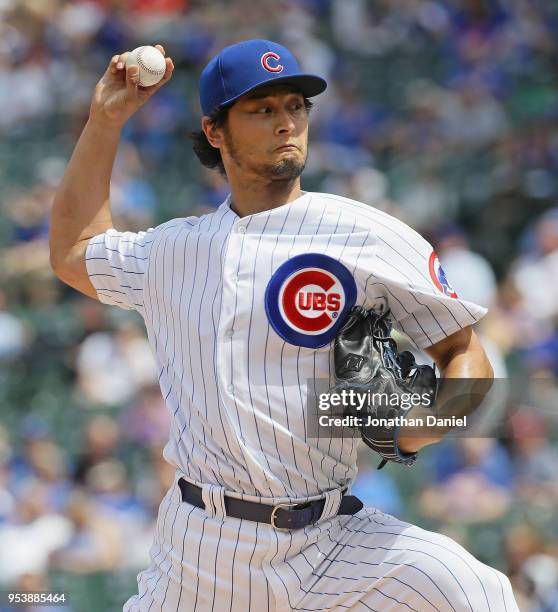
[369,215,487,349]
[85,227,155,314]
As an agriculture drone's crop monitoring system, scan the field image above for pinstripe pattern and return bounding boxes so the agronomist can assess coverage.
[84,192,513,611]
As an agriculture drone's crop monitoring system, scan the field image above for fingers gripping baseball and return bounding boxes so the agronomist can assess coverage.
[92,45,174,127]
[126,64,140,95]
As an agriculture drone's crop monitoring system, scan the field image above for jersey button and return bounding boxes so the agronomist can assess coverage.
[227,384,234,393]
[237,225,246,233]
[225,329,234,338]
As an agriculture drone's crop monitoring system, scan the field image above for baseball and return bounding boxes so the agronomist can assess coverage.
[126,45,166,87]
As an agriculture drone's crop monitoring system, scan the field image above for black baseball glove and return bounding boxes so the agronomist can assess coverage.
[330,306,438,469]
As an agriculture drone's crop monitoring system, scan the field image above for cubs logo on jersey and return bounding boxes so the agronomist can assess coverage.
[265,253,357,348]
[428,251,458,298]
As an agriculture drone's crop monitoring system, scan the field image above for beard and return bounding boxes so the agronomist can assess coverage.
[264,156,306,181]
[224,127,306,182]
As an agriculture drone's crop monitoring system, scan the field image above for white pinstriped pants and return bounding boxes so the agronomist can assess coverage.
[124,472,518,612]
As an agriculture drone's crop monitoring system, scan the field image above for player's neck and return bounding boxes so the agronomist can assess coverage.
[227,178,303,218]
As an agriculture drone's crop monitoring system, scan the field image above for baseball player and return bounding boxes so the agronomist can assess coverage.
[50,39,519,611]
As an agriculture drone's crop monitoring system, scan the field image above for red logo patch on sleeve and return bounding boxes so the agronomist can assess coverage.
[428,251,458,299]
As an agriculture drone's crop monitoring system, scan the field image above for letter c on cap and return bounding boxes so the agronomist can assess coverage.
[261,52,283,73]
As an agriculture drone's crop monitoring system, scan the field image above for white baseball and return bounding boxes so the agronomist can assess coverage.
[126,46,166,87]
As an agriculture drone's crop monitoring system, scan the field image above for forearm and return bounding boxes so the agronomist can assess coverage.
[49,117,120,264]
[397,329,494,453]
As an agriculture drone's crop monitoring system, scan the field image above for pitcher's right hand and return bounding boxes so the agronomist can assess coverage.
[89,44,174,128]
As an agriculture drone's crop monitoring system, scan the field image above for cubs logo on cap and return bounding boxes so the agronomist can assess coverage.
[265,254,357,348]
[428,251,458,298]
[261,52,283,73]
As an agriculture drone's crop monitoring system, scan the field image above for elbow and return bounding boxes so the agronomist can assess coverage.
[49,249,61,277]
[49,245,65,279]
[466,338,495,384]
[48,225,59,273]
[482,353,495,395]
[48,201,70,278]
[485,356,495,381]
[474,329,494,382]
[49,242,72,283]
[49,222,70,280]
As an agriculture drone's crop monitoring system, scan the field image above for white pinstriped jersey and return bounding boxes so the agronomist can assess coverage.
[85,191,487,503]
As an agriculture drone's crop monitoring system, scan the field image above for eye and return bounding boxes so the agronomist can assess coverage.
[255,106,272,114]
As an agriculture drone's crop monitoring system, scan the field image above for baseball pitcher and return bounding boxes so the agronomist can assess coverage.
[50,39,519,611]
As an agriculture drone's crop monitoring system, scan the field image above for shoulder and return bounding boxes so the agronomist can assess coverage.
[311,192,430,248]
[150,215,202,237]
[145,213,211,246]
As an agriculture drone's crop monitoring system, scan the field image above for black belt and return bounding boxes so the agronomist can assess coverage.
[178,477,363,531]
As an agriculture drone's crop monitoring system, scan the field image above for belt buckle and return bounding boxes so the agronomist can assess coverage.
[270,502,300,531]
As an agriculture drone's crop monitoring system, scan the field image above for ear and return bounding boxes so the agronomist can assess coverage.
[202,116,223,149]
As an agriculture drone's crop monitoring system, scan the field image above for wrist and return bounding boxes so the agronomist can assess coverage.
[396,433,438,453]
[87,111,125,134]
[395,405,442,453]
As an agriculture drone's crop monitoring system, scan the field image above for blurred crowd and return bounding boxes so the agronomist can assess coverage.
[1,0,558,610]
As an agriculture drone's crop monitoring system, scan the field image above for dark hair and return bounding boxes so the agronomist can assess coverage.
[190,106,231,177]
[190,97,314,177]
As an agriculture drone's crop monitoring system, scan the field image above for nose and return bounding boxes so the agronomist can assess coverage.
[274,107,296,135]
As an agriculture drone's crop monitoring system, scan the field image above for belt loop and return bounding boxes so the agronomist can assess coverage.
[318,488,342,522]
[201,483,227,519]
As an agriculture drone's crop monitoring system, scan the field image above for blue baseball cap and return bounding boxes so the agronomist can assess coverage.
[199,39,327,116]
